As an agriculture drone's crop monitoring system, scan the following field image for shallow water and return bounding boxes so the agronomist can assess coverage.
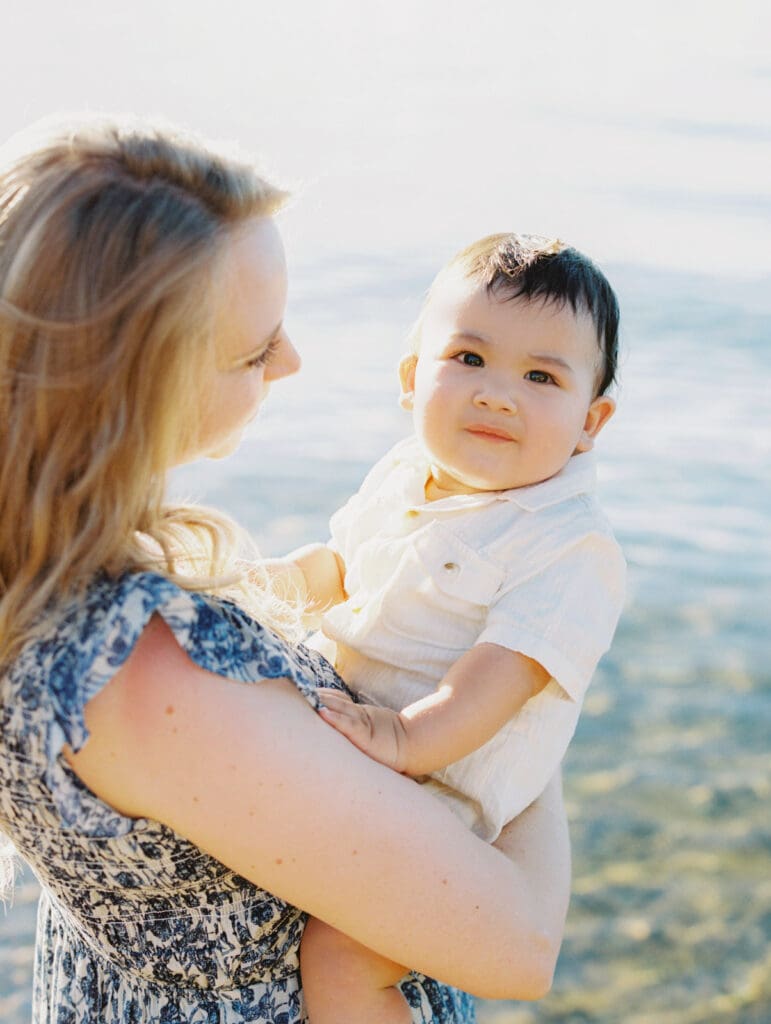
[1,261,769,1022]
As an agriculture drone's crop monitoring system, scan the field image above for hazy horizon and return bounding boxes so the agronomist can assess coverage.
[3,1,770,282]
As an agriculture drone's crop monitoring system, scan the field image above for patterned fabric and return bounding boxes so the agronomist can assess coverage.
[0,572,476,1023]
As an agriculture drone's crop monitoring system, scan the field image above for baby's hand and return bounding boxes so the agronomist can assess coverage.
[316,689,408,773]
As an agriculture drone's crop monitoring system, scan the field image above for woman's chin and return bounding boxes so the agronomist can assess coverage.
[184,432,242,464]
[206,437,241,461]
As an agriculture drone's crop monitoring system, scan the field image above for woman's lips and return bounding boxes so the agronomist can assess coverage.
[466,424,516,442]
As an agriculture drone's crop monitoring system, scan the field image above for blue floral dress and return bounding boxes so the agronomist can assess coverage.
[0,572,476,1023]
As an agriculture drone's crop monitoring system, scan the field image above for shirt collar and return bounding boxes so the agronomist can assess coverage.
[499,451,597,511]
[396,436,597,513]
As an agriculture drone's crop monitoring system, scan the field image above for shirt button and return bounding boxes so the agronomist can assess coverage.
[443,561,460,575]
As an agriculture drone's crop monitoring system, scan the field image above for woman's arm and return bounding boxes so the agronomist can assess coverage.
[67,615,568,1000]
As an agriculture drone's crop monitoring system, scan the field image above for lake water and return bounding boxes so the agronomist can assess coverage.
[1,2,770,1021]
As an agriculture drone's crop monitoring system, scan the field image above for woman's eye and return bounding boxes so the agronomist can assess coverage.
[456,351,484,367]
[247,337,280,369]
[525,369,554,384]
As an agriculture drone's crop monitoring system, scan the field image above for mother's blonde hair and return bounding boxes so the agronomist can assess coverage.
[0,116,294,667]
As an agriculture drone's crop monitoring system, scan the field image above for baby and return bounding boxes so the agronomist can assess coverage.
[273,233,626,1022]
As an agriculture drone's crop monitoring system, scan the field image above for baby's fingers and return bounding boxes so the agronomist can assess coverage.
[318,695,364,724]
[316,688,356,712]
[318,700,369,742]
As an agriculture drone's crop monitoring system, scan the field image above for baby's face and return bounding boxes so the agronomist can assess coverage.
[400,270,615,497]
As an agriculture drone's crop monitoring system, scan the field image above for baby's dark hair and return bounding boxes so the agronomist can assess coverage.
[413,233,619,395]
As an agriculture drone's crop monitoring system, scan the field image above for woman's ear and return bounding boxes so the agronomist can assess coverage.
[398,353,418,411]
[575,394,616,453]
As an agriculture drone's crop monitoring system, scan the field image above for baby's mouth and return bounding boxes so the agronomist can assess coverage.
[465,424,516,442]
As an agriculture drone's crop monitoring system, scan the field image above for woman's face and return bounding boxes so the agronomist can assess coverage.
[194,217,300,461]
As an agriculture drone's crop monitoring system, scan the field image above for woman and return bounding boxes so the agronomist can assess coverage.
[0,117,571,1023]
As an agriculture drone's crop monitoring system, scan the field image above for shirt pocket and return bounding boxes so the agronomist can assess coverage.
[379,526,505,651]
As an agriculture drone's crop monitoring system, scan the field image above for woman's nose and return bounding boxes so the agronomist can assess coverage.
[266,332,301,381]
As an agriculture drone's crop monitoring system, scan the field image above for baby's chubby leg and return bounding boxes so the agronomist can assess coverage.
[301,916,411,1024]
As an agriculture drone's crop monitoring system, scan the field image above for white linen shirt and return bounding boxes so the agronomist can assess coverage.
[312,435,626,841]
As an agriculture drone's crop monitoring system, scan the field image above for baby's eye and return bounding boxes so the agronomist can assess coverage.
[525,369,555,384]
[456,351,484,367]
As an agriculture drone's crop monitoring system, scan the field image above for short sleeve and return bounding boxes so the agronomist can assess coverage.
[30,572,338,838]
[477,533,626,701]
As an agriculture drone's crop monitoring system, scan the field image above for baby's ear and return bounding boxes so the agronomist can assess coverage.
[575,394,615,453]
[398,353,418,411]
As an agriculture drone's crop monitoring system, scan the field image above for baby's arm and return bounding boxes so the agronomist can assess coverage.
[261,543,346,613]
[318,642,550,775]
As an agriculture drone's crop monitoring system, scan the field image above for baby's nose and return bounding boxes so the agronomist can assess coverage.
[473,389,517,414]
